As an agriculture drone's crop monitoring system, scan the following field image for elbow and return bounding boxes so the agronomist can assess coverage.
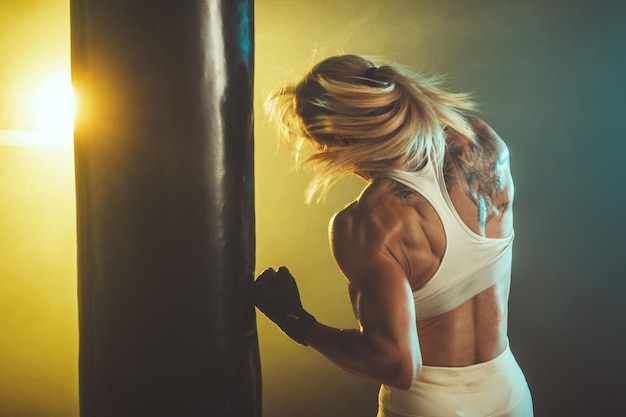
[365,332,422,389]
[391,340,422,390]
[390,363,421,390]
[384,354,422,390]
[372,336,422,389]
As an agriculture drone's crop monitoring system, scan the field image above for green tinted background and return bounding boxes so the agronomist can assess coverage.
[1,0,624,416]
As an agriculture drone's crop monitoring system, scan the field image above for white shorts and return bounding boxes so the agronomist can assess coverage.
[377,342,533,417]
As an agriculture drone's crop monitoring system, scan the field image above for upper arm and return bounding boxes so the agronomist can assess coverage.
[329,209,421,374]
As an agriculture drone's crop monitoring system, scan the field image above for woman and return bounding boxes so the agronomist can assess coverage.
[253,54,533,417]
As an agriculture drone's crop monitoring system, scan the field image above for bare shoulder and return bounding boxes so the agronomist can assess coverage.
[471,117,510,156]
[330,180,417,244]
[468,116,506,142]
[445,117,512,180]
[329,180,426,284]
[448,117,509,160]
[445,116,514,233]
[329,187,390,263]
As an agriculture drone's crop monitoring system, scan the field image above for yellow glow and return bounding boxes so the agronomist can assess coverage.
[24,71,76,144]
[0,145,78,416]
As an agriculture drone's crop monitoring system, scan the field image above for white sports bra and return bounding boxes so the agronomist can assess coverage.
[373,158,514,320]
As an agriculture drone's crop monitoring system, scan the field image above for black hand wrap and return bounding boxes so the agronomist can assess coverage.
[253,266,317,345]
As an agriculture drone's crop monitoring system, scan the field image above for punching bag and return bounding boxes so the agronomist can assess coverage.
[70,1,260,416]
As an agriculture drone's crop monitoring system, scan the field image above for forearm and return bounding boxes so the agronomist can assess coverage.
[252,265,421,388]
[303,321,420,389]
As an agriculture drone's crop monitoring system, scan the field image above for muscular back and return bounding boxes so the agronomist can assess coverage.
[331,117,514,368]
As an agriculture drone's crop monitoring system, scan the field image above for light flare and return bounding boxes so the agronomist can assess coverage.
[24,71,76,144]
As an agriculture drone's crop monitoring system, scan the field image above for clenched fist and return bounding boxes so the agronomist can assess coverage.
[253,266,317,345]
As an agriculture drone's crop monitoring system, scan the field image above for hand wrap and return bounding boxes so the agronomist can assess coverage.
[253,266,317,345]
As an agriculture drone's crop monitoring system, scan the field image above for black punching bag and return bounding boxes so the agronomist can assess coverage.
[70,1,260,416]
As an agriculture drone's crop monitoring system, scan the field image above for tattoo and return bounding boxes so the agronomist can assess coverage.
[390,181,416,201]
[444,125,505,228]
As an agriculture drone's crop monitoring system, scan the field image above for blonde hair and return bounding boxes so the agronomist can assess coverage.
[266,54,477,203]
